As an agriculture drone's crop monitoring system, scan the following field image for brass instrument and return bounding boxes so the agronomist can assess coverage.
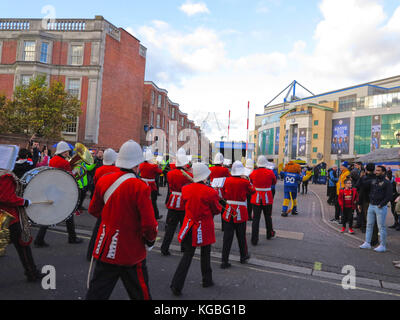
[68,143,94,181]
[0,209,15,256]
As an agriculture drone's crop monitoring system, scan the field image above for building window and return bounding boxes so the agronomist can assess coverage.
[339,94,357,112]
[40,42,49,63]
[20,74,32,86]
[354,116,371,155]
[313,134,318,139]
[312,159,317,164]
[156,114,161,128]
[314,120,319,126]
[151,91,155,106]
[181,117,184,126]
[313,147,318,153]
[171,108,175,120]
[70,45,83,65]
[23,41,36,61]
[158,95,162,108]
[67,79,81,98]
[150,112,154,126]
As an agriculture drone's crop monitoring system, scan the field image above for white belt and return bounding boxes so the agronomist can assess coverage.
[172,191,182,196]
[226,200,247,206]
[255,188,272,192]
[142,178,155,182]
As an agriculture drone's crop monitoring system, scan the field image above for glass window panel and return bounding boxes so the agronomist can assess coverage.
[71,45,83,65]
[23,41,36,61]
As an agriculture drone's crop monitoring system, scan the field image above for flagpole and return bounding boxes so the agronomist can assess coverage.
[228,110,231,141]
[246,101,250,158]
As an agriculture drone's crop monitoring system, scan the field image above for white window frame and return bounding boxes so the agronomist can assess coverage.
[156,114,161,128]
[20,74,33,86]
[150,111,154,126]
[40,41,51,64]
[69,43,84,66]
[0,41,2,64]
[23,40,36,62]
[157,94,162,108]
[63,78,82,134]
[171,108,175,120]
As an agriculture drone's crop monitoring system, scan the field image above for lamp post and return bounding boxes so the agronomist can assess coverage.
[337,149,342,173]
[396,131,400,145]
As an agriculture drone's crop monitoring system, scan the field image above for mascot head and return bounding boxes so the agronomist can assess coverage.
[284,161,301,174]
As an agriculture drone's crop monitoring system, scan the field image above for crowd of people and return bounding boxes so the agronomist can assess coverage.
[2,135,400,299]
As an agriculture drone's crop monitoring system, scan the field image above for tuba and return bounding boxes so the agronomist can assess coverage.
[69,143,94,181]
[0,210,15,256]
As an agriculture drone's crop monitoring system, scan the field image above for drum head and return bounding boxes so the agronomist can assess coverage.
[22,167,79,226]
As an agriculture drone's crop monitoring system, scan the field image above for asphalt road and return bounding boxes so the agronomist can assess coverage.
[1,182,400,301]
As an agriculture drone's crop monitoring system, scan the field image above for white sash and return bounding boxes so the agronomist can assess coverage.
[104,173,136,204]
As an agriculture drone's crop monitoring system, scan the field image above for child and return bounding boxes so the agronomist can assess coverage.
[338,178,359,234]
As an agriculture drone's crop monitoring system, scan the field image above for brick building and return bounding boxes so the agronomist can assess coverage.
[0,16,146,150]
[141,81,203,157]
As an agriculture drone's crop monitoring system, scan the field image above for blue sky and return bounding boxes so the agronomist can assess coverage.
[2,0,400,141]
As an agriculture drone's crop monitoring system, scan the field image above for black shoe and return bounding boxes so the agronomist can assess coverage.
[161,250,171,256]
[170,286,182,296]
[68,238,83,244]
[267,231,276,240]
[240,255,250,264]
[26,269,45,282]
[281,212,288,217]
[389,223,398,229]
[156,215,163,220]
[34,241,49,248]
[292,211,298,216]
[202,281,214,288]
[220,262,231,269]
[396,225,400,231]
[251,240,258,246]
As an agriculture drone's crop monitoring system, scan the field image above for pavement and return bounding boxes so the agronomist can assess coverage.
[1,181,400,301]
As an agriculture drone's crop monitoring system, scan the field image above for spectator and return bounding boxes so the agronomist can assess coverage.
[327,165,339,205]
[331,162,350,224]
[13,149,34,179]
[338,178,359,234]
[390,171,400,231]
[35,146,51,167]
[351,162,363,228]
[360,165,393,252]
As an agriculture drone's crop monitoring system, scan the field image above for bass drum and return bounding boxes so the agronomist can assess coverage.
[20,167,80,226]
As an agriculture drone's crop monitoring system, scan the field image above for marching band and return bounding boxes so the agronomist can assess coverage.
[0,138,304,299]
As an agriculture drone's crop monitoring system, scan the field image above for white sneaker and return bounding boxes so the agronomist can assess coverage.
[360,242,372,249]
[374,245,386,253]
[395,264,400,269]
[392,261,400,265]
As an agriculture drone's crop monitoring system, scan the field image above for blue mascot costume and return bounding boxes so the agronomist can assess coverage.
[280,161,303,217]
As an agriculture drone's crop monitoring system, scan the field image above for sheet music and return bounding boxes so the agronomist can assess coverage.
[0,145,19,171]
[211,177,226,188]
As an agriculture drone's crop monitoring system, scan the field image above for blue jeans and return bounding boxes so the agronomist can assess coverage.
[366,205,388,247]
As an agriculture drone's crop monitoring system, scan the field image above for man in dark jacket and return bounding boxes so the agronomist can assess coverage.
[13,149,34,179]
[360,165,393,252]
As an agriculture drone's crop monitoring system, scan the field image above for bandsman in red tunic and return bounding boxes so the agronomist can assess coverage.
[170,163,222,296]
[0,162,43,282]
[221,161,255,269]
[34,141,83,247]
[139,149,163,220]
[86,140,158,300]
[87,148,120,261]
[249,156,277,246]
[160,154,193,256]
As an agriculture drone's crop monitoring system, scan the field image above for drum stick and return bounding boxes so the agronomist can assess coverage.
[31,200,54,205]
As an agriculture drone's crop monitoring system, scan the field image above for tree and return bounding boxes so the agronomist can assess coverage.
[0,75,82,139]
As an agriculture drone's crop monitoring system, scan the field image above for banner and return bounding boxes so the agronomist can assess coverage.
[331,118,350,155]
[284,130,289,157]
[298,128,307,157]
[291,125,298,159]
[275,127,280,155]
[371,115,381,152]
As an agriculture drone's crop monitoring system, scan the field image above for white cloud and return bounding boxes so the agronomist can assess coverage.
[179,1,210,16]
[127,0,400,142]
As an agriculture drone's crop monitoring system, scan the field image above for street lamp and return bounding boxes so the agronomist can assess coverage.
[337,149,342,171]
[396,131,400,145]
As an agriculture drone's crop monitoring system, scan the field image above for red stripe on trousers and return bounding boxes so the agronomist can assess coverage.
[136,262,150,300]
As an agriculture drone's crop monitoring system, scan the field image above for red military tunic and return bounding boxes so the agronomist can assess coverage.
[0,172,25,226]
[222,177,255,223]
[94,165,120,186]
[49,155,72,173]
[166,168,193,211]
[209,165,231,182]
[178,183,222,247]
[88,171,158,266]
[139,162,162,192]
[249,168,277,206]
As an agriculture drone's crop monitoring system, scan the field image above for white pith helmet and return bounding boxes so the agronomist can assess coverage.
[231,161,246,176]
[115,140,144,169]
[192,162,211,183]
[245,158,254,169]
[55,141,71,155]
[214,153,224,165]
[176,154,189,167]
[177,147,186,155]
[257,155,268,168]
[143,149,154,162]
[103,148,118,165]
[223,159,232,166]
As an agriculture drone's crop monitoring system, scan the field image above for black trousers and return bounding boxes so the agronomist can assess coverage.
[151,190,160,219]
[251,204,273,244]
[335,202,342,220]
[246,194,253,220]
[390,200,399,224]
[87,217,101,261]
[302,181,309,194]
[86,259,152,300]
[342,207,354,228]
[35,215,78,243]
[327,187,336,204]
[170,229,212,292]
[9,223,39,278]
[222,220,248,263]
[77,187,88,210]
[160,210,185,254]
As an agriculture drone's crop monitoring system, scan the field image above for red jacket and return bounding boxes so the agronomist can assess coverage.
[49,155,72,173]
[338,188,359,211]
[178,183,222,247]
[88,171,158,266]
[249,168,277,206]
[166,168,193,211]
[94,165,120,186]
[139,162,162,192]
[209,165,231,182]
[0,173,25,226]
[222,177,255,223]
